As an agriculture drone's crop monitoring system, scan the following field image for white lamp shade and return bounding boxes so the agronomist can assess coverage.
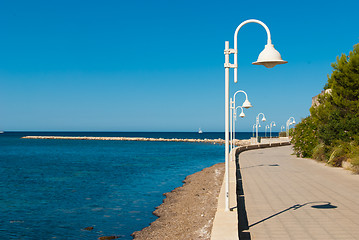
[273,123,276,127]
[242,99,253,109]
[292,120,296,124]
[258,124,261,128]
[239,112,245,118]
[262,117,266,122]
[252,44,288,68]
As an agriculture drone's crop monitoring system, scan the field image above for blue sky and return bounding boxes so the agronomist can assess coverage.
[0,0,358,132]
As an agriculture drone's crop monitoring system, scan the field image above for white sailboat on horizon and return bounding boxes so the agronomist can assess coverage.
[198,128,203,134]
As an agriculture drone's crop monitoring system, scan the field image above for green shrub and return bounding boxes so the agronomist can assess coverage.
[291,116,318,158]
[312,143,328,162]
[289,128,294,137]
[348,143,359,166]
[328,141,350,167]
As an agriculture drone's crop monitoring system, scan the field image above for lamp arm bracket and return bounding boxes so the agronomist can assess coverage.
[233,90,248,100]
[233,19,272,83]
[224,49,238,54]
[224,63,238,68]
[234,19,272,48]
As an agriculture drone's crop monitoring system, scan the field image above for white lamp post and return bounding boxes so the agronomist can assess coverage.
[230,90,252,151]
[235,106,246,118]
[270,121,276,144]
[252,124,256,138]
[281,125,285,136]
[223,19,287,211]
[232,105,246,148]
[255,113,266,144]
[265,125,270,137]
[286,117,296,137]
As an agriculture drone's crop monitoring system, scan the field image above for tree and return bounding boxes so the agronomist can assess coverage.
[292,43,359,163]
[310,43,359,145]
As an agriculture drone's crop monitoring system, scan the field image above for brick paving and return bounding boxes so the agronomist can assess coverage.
[239,145,359,240]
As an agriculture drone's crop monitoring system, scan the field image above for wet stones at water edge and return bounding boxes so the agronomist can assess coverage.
[83,226,94,231]
[98,236,120,240]
[82,226,120,239]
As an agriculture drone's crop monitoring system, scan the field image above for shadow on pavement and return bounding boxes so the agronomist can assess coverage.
[240,163,279,169]
[235,150,337,239]
[235,159,280,239]
[248,201,338,228]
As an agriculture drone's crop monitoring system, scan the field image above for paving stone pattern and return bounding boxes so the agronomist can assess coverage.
[239,145,359,240]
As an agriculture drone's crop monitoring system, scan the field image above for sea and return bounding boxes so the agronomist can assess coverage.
[0,131,262,239]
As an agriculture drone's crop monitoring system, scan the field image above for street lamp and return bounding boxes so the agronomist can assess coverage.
[265,125,270,137]
[235,106,246,118]
[232,105,245,148]
[270,121,276,144]
[280,125,285,136]
[252,124,256,138]
[230,90,252,151]
[223,19,287,211]
[286,117,296,137]
[255,113,266,143]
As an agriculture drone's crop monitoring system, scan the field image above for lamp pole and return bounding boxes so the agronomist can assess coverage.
[230,90,252,151]
[233,106,245,148]
[286,117,296,137]
[265,125,269,138]
[223,19,287,211]
[256,113,266,143]
[270,121,276,144]
[229,98,233,152]
[281,125,285,136]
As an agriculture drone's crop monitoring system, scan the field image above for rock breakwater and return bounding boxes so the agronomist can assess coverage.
[21,136,251,146]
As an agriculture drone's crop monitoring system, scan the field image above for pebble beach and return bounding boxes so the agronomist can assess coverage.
[132,162,225,240]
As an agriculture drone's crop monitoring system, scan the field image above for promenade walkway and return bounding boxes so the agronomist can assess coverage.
[212,145,359,239]
[240,145,359,239]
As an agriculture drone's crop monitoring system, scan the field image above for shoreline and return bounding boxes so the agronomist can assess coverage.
[21,135,250,239]
[132,162,225,240]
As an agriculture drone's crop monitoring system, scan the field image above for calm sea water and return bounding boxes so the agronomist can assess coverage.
[0,132,255,239]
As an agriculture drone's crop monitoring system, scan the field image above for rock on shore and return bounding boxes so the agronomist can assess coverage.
[131,162,225,240]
